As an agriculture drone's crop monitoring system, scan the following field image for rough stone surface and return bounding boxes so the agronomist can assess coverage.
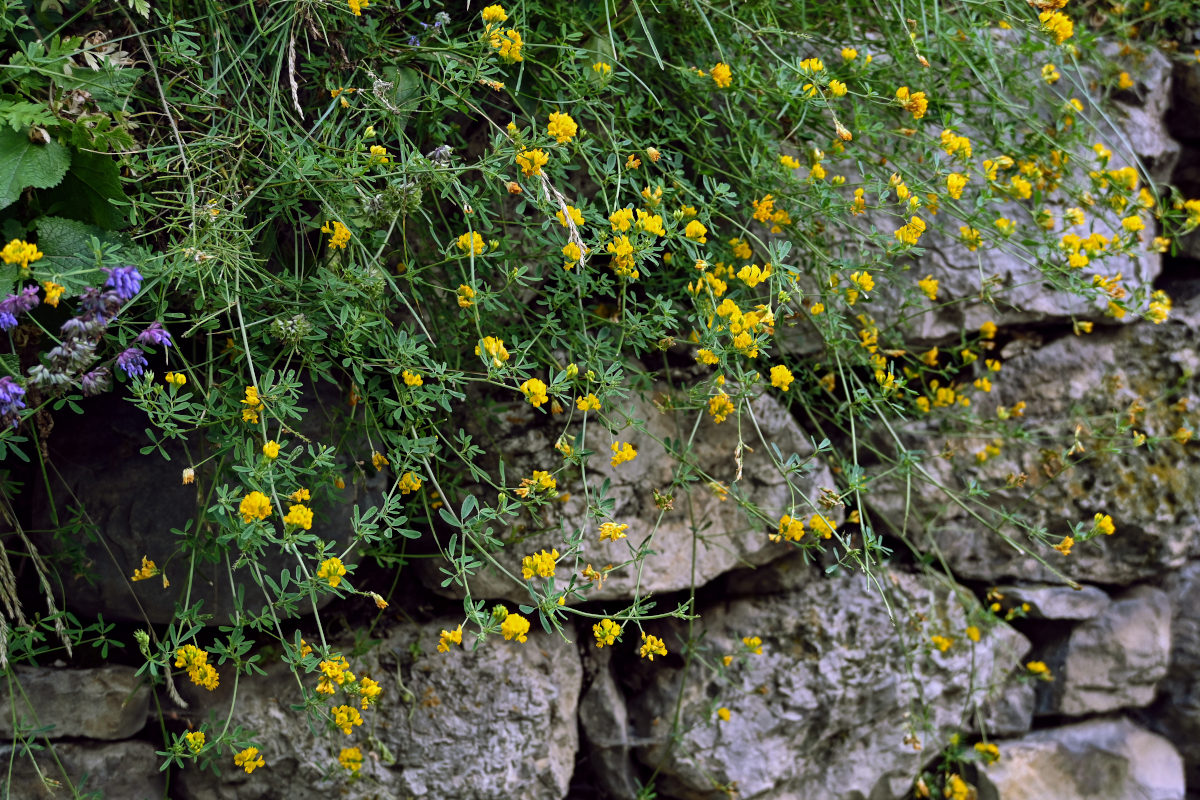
[977,717,1185,800]
[1,740,166,799]
[421,387,835,603]
[995,583,1111,620]
[628,569,1028,800]
[578,644,641,800]
[0,665,149,740]
[976,679,1036,739]
[868,308,1200,585]
[1056,586,1170,716]
[1141,561,1200,791]
[177,617,582,800]
[31,388,378,625]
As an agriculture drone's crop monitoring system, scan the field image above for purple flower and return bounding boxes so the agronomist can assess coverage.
[77,287,123,324]
[408,34,420,45]
[136,322,172,348]
[81,368,111,397]
[103,266,143,302]
[0,286,40,330]
[116,347,147,378]
[0,376,26,428]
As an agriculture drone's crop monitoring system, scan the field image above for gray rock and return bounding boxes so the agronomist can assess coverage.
[1140,561,1200,790]
[33,387,378,624]
[629,569,1028,800]
[1058,586,1170,716]
[0,665,149,740]
[421,387,834,603]
[977,680,1036,738]
[977,717,1185,800]
[578,644,641,800]
[868,316,1200,586]
[994,583,1111,620]
[0,740,166,799]
[178,616,581,800]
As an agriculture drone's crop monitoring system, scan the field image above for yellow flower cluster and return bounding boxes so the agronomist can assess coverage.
[317,556,347,587]
[895,86,928,119]
[234,747,265,774]
[593,619,622,647]
[175,644,220,690]
[321,220,351,249]
[610,441,637,466]
[708,392,735,423]
[501,613,530,642]
[0,239,43,272]
[546,111,578,144]
[438,625,463,652]
[599,522,628,542]
[515,148,548,176]
[639,632,667,661]
[397,471,422,494]
[239,491,272,523]
[476,336,510,367]
[521,548,559,580]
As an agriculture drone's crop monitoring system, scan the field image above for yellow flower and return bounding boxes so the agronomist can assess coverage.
[456,231,486,255]
[185,731,206,753]
[476,336,510,367]
[501,613,530,642]
[233,747,265,774]
[1092,513,1115,536]
[684,220,708,243]
[520,377,549,407]
[41,281,64,307]
[368,144,389,164]
[711,62,732,88]
[708,392,735,423]
[610,441,637,466]
[592,61,612,75]
[546,111,578,144]
[321,220,351,249]
[1117,71,1134,90]
[290,488,311,502]
[284,504,313,530]
[696,349,719,365]
[402,369,423,387]
[775,514,804,542]
[895,86,928,119]
[131,555,158,582]
[239,491,272,523]
[576,393,601,411]
[515,148,548,176]
[490,28,523,63]
[894,216,926,246]
[639,632,668,661]
[931,635,954,652]
[917,275,938,301]
[371,450,389,471]
[1,239,43,272]
[1039,11,1074,44]
[1121,215,1144,233]
[556,205,585,227]
[841,47,858,61]
[338,747,364,773]
[262,440,280,459]
[562,241,585,270]
[809,513,835,538]
[966,626,980,643]
[609,207,635,232]
[1026,661,1053,680]
[521,548,559,580]
[780,154,801,169]
[397,471,422,494]
[770,365,794,392]
[480,4,508,23]
[165,371,187,387]
[717,707,731,721]
[1053,535,1074,555]
[599,522,628,542]
[1042,63,1061,84]
[331,704,363,735]
[593,619,622,648]
[438,625,464,653]
[946,172,967,199]
[318,557,347,587]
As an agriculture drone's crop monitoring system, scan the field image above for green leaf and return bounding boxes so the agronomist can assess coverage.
[0,99,55,132]
[33,216,118,288]
[0,127,70,210]
[41,149,130,229]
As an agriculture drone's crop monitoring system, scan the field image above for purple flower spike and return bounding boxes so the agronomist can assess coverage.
[116,347,147,378]
[0,376,26,428]
[103,266,143,302]
[0,312,16,332]
[0,286,39,331]
[137,322,172,348]
[81,368,111,397]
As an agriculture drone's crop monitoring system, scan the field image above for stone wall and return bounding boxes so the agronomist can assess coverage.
[9,38,1200,800]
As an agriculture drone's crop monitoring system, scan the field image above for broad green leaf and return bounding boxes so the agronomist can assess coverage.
[0,127,70,209]
[41,149,130,229]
